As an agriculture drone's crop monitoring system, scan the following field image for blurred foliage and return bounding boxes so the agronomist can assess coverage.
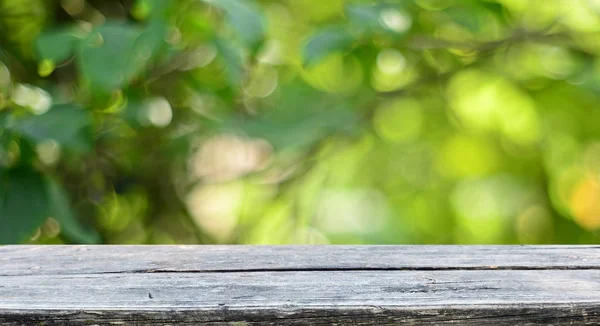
[1,0,600,244]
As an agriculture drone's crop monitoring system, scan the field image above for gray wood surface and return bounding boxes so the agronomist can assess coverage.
[1,245,599,325]
[1,245,599,276]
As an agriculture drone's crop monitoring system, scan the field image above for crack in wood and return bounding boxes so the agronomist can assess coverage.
[89,265,600,274]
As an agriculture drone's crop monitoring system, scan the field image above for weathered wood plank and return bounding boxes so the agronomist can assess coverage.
[1,270,600,324]
[1,246,599,325]
[1,245,598,276]
[2,305,600,326]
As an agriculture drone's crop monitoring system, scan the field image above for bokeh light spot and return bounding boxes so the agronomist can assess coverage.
[373,98,423,143]
[303,53,363,94]
[36,139,61,166]
[436,134,498,178]
[376,49,406,74]
[13,84,52,115]
[570,177,600,230]
[186,182,244,242]
[146,97,173,128]
[380,9,412,33]
[447,69,540,145]
[246,65,278,98]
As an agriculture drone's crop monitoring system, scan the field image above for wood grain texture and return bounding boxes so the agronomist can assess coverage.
[1,246,599,325]
[1,245,599,276]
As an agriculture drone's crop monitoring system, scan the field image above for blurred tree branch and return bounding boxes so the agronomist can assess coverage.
[379,30,599,98]
[408,31,600,54]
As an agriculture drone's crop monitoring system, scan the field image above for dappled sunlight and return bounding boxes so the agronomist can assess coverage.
[303,53,363,94]
[451,176,531,243]
[372,55,417,92]
[316,188,389,235]
[1,0,600,245]
[448,70,541,146]
[186,182,244,242]
[190,134,272,182]
[435,134,499,178]
[12,84,52,115]
[516,205,553,243]
[374,98,423,144]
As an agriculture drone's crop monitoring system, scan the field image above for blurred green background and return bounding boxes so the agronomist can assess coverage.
[1,0,600,244]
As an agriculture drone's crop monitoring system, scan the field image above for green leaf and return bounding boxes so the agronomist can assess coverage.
[35,26,81,63]
[133,0,175,21]
[122,92,145,129]
[346,4,383,32]
[214,38,245,87]
[0,112,12,162]
[477,0,505,16]
[222,82,360,149]
[0,110,9,128]
[0,167,49,244]
[17,139,37,164]
[128,22,169,77]
[46,178,101,244]
[237,107,359,149]
[77,22,141,92]
[10,103,93,152]
[345,3,412,36]
[76,21,169,92]
[444,6,484,33]
[209,0,266,50]
[303,27,354,66]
